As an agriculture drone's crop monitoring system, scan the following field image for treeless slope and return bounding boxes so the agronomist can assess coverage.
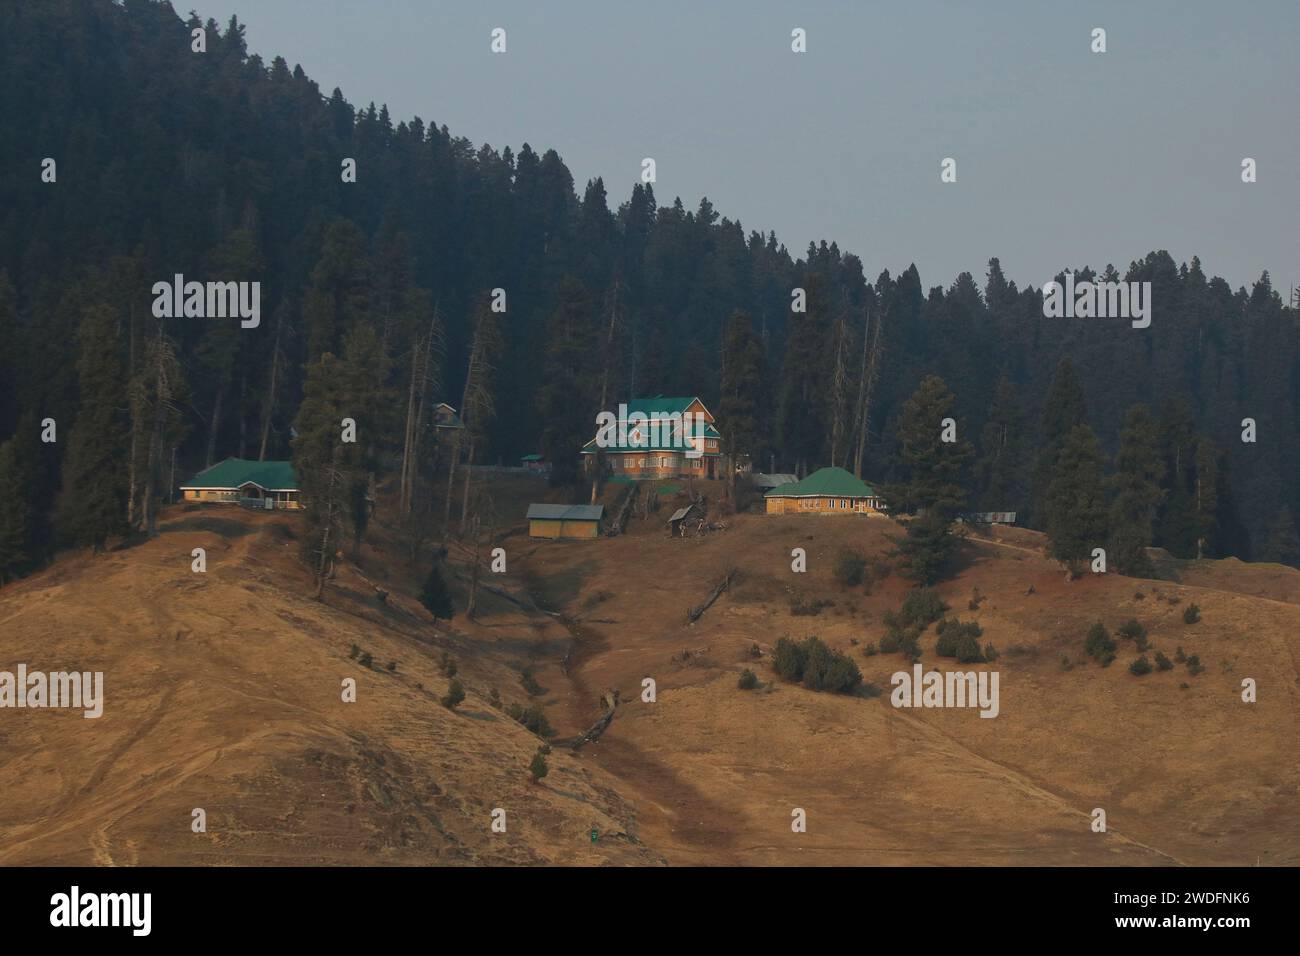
[0,508,660,866]
[512,512,1300,866]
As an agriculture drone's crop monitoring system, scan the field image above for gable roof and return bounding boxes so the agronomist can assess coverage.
[622,396,707,417]
[181,458,299,491]
[763,467,878,498]
[526,503,604,522]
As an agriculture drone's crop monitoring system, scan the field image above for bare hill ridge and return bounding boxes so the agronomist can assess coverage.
[1,484,1297,865]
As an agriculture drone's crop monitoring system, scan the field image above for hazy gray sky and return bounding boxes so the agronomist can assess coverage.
[194,0,1298,293]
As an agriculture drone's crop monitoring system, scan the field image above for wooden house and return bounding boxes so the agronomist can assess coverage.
[580,396,723,480]
[180,459,302,510]
[763,467,885,515]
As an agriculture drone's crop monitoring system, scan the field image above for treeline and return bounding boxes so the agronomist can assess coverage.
[0,1,1297,586]
[879,368,1300,585]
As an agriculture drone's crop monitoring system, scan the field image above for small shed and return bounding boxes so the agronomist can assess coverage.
[521,454,549,474]
[527,503,604,539]
[667,501,704,537]
[751,473,798,491]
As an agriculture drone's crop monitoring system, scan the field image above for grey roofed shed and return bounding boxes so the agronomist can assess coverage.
[526,504,605,521]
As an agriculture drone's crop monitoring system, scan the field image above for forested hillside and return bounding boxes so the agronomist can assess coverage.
[0,0,1297,585]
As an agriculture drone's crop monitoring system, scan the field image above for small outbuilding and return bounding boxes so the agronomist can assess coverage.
[526,503,604,539]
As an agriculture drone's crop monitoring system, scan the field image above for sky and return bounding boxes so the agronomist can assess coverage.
[192,0,1299,294]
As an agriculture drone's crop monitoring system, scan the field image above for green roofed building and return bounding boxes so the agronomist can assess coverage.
[763,466,885,516]
[580,396,723,479]
[180,459,302,510]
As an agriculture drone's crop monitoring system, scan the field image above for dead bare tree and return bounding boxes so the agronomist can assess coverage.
[257,300,289,461]
[399,301,443,517]
[851,301,884,479]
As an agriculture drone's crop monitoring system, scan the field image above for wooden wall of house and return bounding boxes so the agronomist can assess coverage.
[765,496,882,515]
[529,519,600,539]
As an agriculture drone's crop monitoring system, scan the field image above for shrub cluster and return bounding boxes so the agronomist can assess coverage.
[771,636,862,694]
[934,618,985,662]
[1084,623,1117,665]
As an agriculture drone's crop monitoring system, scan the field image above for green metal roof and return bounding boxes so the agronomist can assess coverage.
[181,458,299,491]
[623,396,705,416]
[763,467,877,498]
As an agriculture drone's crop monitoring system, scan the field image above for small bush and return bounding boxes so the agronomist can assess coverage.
[790,597,832,616]
[1100,651,1116,667]
[900,588,949,628]
[358,651,373,669]
[863,642,878,657]
[489,687,502,709]
[529,749,549,784]
[935,618,984,658]
[1129,655,1152,676]
[507,702,555,737]
[1183,604,1201,624]
[1118,619,1148,650]
[1186,654,1205,676]
[835,548,868,588]
[954,633,985,664]
[1175,646,1187,663]
[387,661,397,672]
[983,643,999,662]
[1154,650,1173,671]
[1058,653,1073,672]
[748,642,763,659]
[441,678,465,710]
[772,636,808,681]
[438,652,457,677]
[348,644,360,659]
[421,560,455,619]
[1084,623,1116,661]
[1179,682,1190,690]
[519,667,545,697]
[738,668,758,690]
[1134,590,1145,601]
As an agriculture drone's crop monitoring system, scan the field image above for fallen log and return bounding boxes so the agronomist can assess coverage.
[687,568,736,623]
[570,689,619,750]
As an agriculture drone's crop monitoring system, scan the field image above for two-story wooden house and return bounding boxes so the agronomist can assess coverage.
[580,396,724,479]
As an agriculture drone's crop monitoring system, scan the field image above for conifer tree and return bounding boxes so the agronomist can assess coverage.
[0,438,29,583]
[975,374,1025,511]
[537,278,598,487]
[1032,359,1086,528]
[887,375,972,584]
[59,305,129,552]
[718,310,762,490]
[1193,437,1219,559]
[1108,404,1166,576]
[1045,424,1108,576]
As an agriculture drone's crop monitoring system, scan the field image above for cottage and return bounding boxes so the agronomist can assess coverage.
[763,467,885,515]
[431,402,465,432]
[180,459,302,510]
[526,503,604,539]
[580,396,724,479]
[521,454,549,475]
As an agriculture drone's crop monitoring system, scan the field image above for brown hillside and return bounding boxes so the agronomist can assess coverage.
[1,478,1297,866]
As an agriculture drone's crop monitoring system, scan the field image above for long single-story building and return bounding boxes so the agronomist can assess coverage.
[180,458,302,510]
[526,503,604,538]
[763,466,885,515]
